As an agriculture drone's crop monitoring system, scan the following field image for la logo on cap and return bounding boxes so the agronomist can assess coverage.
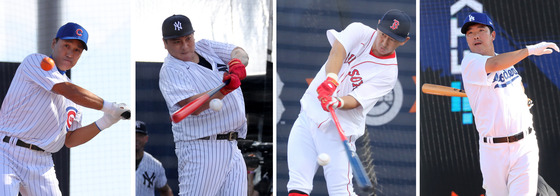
[469,15,475,21]
[174,21,182,31]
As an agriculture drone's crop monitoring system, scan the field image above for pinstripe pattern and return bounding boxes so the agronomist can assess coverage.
[159,39,247,142]
[0,53,82,195]
[136,152,168,196]
[159,39,248,195]
[289,23,399,194]
[176,140,246,196]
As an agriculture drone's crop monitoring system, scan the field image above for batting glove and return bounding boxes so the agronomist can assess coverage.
[316,73,339,98]
[228,58,247,80]
[320,96,344,112]
[101,101,130,120]
[527,42,560,56]
[95,112,120,131]
[220,72,241,95]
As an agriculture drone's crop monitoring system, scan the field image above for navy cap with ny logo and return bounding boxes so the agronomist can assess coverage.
[162,14,195,39]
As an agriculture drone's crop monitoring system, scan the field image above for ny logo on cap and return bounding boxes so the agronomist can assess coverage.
[174,21,182,31]
[469,15,475,21]
[390,19,400,30]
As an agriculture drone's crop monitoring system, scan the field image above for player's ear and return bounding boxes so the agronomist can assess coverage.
[51,38,57,49]
[162,38,168,50]
[378,19,381,24]
[491,30,496,41]
[400,37,410,46]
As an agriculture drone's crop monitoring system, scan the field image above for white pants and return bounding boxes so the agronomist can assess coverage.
[287,112,358,196]
[0,139,61,196]
[176,139,247,196]
[479,133,539,196]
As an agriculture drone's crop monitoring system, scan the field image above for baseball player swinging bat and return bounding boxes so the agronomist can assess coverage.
[329,107,374,193]
[171,81,229,123]
[422,83,534,108]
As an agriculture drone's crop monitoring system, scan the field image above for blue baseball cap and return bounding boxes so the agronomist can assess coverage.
[377,9,411,42]
[461,12,494,34]
[56,22,88,50]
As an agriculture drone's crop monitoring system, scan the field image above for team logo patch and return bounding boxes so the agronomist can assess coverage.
[76,29,83,36]
[390,19,400,30]
[174,21,182,31]
[469,15,475,21]
[142,171,156,188]
[66,107,78,131]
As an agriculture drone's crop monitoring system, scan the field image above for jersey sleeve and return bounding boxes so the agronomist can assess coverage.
[349,67,397,109]
[461,52,493,86]
[67,107,83,132]
[326,22,368,56]
[159,64,196,109]
[155,163,168,189]
[197,39,237,64]
[21,54,67,91]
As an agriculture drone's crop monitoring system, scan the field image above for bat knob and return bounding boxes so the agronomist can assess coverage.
[120,110,131,119]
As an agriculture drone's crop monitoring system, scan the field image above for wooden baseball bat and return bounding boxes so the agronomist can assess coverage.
[421,83,466,97]
[171,82,227,123]
[329,107,374,193]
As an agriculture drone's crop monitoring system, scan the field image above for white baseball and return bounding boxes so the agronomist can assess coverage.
[209,98,223,111]
[317,153,331,166]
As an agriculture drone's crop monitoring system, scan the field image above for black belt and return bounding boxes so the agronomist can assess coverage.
[199,132,238,141]
[483,127,533,143]
[3,136,45,152]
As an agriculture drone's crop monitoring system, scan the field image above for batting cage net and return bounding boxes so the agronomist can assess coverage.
[1,1,133,195]
[276,0,416,195]
[420,0,560,195]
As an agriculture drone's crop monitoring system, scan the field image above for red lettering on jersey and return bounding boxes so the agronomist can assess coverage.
[390,19,400,30]
[347,69,363,90]
[344,54,356,64]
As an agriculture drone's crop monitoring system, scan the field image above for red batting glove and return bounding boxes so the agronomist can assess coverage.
[320,96,344,112]
[316,75,339,98]
[220,72,241,95]
[228,58,247,80]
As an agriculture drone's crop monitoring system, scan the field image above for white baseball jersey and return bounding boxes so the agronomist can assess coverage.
[461,52,533,137]
[136,152,168,196]
[461,52,539,195]
[159,39,247,142]
[302,22,398,137]
[0,53,83,153]
[0,53,83,195]
[288,22,399,195]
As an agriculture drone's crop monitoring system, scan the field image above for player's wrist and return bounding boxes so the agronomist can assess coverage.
[326,73,339,83]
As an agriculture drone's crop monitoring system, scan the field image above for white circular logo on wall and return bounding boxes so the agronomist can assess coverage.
[365,80,403,126]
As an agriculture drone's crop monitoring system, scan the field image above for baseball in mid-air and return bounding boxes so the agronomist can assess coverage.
[209,98,223,111]
[317,153,331,166]
[41,57,55,71]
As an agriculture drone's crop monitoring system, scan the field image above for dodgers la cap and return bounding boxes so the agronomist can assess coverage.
[377,9,411,42]
[162,14,195,39]
[136,121,148,135]
[56,22,88,50]
[461,12,495,34]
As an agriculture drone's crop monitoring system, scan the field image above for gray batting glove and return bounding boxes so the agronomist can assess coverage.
[527,42,560,56]
[101,101,130,120]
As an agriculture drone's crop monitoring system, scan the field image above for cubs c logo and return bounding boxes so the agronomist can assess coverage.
[66,107,78,131]
[76,29,83,36]
[390,19,400,30]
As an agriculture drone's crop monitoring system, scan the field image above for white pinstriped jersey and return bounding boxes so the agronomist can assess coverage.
[301,22,399,137]
[136,152,168,196]
[159,39,247,142]
[0,53,82,153]
[461,52,533,137]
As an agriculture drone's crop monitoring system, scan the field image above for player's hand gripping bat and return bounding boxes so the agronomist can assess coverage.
[329,107,374,193]
[422,83,534,108]
[171,81,229,123]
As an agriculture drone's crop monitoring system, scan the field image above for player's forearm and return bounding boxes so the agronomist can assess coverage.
[485,48,528,73]
[52,82,104,110]
[64,123,101,148]
[324,40,347,76]
[231,47,249,66]
[339,95,360,109]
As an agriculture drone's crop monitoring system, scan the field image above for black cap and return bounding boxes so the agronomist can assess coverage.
[377,9,411,42]
[162,14,195,39]
[136,121,147,135]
